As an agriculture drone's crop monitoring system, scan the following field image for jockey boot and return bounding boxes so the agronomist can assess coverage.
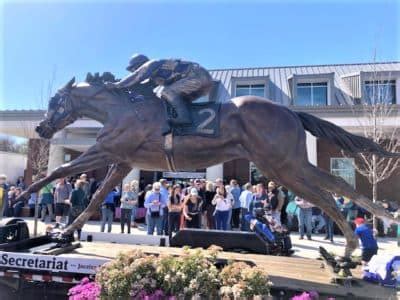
[161,122,172,136]
[163,95,192,126]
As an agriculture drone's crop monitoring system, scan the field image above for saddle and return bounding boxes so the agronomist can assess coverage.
[165,101,221,137]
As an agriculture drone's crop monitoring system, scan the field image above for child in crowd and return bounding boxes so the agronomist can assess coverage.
[354,217,378,265]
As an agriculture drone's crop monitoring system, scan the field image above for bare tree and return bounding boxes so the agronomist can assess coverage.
[345,62,400,229]
[28,139,50,176]
[22,68,57,236]
[0,135,19,153]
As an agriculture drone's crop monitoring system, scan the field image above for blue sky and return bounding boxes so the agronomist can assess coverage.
[0,0,398,110]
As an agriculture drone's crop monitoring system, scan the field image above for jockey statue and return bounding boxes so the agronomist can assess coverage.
[106,54,213,134]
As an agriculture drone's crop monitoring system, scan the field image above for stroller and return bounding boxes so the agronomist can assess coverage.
[245,208,293,256]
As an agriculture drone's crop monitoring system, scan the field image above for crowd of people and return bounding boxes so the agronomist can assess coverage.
[0,173,398,260]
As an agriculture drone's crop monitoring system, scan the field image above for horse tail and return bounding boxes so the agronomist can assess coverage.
[296,111,400,158]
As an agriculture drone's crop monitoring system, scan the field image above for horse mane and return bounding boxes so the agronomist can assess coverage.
[84,71,157,103]
[85,71,118,85]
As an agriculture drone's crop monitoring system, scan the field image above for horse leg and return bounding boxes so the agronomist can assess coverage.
[285,177,358,257]
[304,163,399,224]
[64,163,131,236]
[289,174,358,257]
[19,144,113,201]
[252,161,358,257]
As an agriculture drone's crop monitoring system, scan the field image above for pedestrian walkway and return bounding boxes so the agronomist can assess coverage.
[22,217,399,259]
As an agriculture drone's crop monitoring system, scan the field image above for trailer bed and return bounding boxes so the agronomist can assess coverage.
[64,242,397,300]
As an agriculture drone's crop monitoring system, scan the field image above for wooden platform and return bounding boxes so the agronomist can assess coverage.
[64,242,397,300]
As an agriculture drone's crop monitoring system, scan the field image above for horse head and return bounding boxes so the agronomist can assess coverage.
[36,77,79,139]
[36,74,158,139]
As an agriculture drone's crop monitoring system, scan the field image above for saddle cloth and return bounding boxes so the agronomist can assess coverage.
[166,102,221,137]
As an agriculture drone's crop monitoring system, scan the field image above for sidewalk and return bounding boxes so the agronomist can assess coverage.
[22,217,399,259]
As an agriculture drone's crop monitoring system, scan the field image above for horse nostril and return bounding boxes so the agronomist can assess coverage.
[35,126,41,133]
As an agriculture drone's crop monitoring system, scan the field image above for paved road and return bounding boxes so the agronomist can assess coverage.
[22,217,399,259]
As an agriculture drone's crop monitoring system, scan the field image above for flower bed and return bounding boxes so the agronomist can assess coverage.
[68,247,272,299]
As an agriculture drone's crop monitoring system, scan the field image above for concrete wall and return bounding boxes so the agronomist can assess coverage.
[0,151,27,183]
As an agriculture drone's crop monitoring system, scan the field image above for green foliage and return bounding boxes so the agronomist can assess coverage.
[95,248,272,299]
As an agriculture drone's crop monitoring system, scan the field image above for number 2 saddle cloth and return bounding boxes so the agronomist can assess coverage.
[166,102,221,138]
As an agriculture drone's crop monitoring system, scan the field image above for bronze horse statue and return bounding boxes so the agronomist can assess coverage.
[21,76,399,256]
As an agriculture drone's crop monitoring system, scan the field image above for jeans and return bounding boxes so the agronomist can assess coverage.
[271,211,281,225]
[297,207,312,238]
[100,207,114,232]
[287,214,296,231]
[168,212,181,238]
[13,201,25,217]
[205,205,215,229]
[28,204,36,217]
[131,207,137,223]
[215,210,229,230]
[186,214,200,228]
[240,208,249,231]
[68,212,82,240]
[41,203,54,222]
[323,214,334,241]
[162,207,169,235]
[226,209,232,230]
[120,208,132,233]
[312,214,326,233]
[231,208,241,229]
[147,215,163,235]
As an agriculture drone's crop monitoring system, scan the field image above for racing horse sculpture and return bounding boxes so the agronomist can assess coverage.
[21,75,399,256]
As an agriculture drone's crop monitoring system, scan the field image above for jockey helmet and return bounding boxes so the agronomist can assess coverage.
[126,54,149,72]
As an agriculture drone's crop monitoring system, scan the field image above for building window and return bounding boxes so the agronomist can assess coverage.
[295,82,328,106]
[236,84,265,97]
[364,80,396,104]
[330,158,355,188]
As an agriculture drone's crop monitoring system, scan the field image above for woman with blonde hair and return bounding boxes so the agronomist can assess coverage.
[120,182,137,233]
[204,181,216,229]
[168,184,182,238]
[130,180,139,228]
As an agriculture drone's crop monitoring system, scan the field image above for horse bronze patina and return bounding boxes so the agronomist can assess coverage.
[21,74,399,256]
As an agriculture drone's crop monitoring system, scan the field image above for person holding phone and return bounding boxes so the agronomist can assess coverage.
[120,183,137,234]
[212,185,233,231]
[144,182,167,235]
[168,184,183,237]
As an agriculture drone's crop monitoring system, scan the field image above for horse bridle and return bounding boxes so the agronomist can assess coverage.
[47,90,80,130]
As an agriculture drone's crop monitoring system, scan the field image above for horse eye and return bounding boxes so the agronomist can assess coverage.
[57,107,65,114]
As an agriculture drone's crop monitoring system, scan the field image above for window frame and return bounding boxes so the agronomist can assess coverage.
[288,73,335,106]
[296,81,329,106]
[360,71,399,105]
[330,157,356,189]
[363,79,396,105]
[231,76,269,99]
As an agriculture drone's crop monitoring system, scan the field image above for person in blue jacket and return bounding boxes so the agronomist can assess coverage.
[354,217,378,265]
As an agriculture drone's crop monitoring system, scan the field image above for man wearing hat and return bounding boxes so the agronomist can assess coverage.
[354,217,378,265]
[106,54,213,134]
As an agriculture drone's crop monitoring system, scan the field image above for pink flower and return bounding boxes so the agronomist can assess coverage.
[68,278,100,300]
[291,291,319,300]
